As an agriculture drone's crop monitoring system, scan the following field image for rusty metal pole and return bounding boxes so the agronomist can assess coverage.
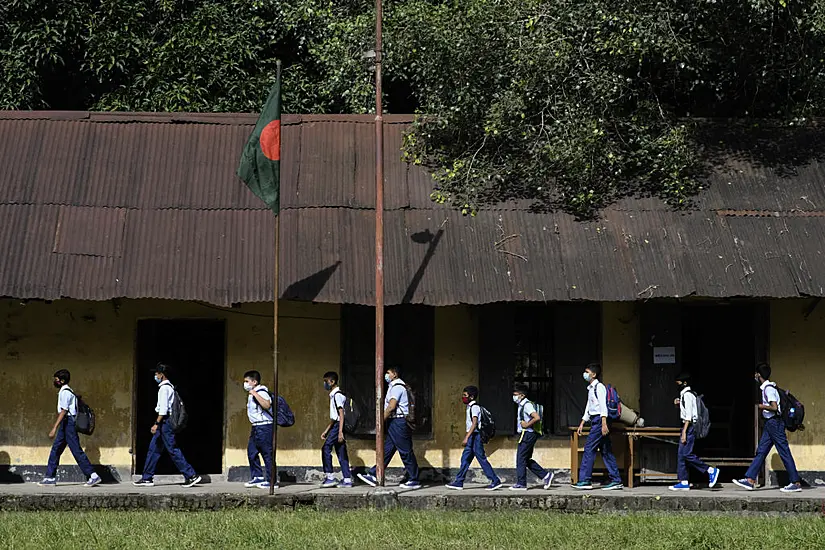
[270,60,282,497]
[374,0,386,487]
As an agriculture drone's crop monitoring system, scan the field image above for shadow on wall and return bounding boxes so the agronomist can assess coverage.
[0,451,24,483]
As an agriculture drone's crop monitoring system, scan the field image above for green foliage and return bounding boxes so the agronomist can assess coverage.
[3,0,825,216]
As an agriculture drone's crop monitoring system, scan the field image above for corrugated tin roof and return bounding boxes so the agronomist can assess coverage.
[2,111,825,306]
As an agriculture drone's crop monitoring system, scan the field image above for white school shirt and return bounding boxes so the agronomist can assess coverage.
[247,385,273,425]
[582,380,608,421]
[156,380,175,416]
[465,401,481,433]
[386,379,409,418]
[679,386,698,423]
[329,387,347,421]
[516,398,537,434]
[760,380,781,419]
[57,385,77,417]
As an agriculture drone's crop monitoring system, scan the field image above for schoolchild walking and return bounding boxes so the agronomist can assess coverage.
[573,363,623,490]
[357,367,421,489]
[669,372,721,491]
[445,386,504,490]
[242,370,278,489]
[319,371,352,488]
[37,369,101,487]
[133,363,201,488]
[733,363,802,493]
[510,383,553,491]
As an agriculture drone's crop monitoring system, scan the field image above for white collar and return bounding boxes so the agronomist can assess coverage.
[467,399,477,407]
[588,379,599,388]
[680,386,691,396]
[516,397,526,406]
[159,379,172,387]
[389,378,404,387]
[253,384,266,391]
[760,380,775,391]
[60,384,71,392]
[329,387,341,397]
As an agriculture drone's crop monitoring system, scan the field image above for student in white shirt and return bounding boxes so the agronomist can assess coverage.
[510,383,553,491]
[319,371,352,488]
[357,367,421,489]
[669,373,720,491]
[734,363,802,492]
[445,386,503,491]
[242,370,278,490]
[133,363,201,488]
[38,369,101,487]
[574,363,622,490]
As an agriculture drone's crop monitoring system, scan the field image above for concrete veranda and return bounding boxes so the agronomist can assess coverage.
[1,479,823,515]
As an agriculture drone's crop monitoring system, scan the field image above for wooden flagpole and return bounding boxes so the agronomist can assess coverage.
[270,60,282,497]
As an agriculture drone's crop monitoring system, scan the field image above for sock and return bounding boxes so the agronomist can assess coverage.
[343,477,352,482]
[326,474,335,480]
[707,467,714,474]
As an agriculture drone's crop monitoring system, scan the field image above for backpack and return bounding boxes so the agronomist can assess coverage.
[689,390,711,439]
[400,383,418,430]
[167,386,188,434]
[774,385,805,432]
[67,389,95,436]
[477,405,496,443]
[604,384,622,421]
[341,392,362,434]
[521,401,544,436]
[263,395,295,427]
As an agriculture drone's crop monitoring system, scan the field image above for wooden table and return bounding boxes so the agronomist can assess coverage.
[569,426,682,488]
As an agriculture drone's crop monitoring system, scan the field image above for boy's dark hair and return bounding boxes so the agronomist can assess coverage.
[324,371,339,384]
[244,370,262,383]
[53,369,71,384]
[513,383,530,396]
[756,362,772,381]
[154,362,171,375]
[675,372,691,383]
[386,366,400,376]
[586,363,602,379]
[463,385,479,399]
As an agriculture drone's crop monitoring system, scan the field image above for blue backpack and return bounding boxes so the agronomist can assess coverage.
[604,384,622,420]
[258,390,295,427]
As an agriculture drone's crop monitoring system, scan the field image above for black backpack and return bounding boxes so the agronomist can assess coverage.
[341,392,362,434]
[67,389,95,436]
[689,391,711,439]
[477,405,496,443]
[400,383,418,430]
[167,386,188,434]
[775,385,805,432]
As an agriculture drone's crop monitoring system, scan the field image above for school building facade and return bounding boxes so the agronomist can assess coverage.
[1,112,824,485]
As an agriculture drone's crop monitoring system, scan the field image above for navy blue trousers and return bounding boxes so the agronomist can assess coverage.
[46,416,95,478]
[248,423,274,482]
[322,423,351,478]
[369,417,419,482]
[454,432,500,485]
[677,426,710,481]
[516,431,546,486]
[578,416,621,483]
[140,423,196,480]
[746,416,800,483]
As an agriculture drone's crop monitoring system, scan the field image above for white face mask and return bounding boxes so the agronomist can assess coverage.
[512,395,521,404]
[243,382,254,391]
[583,372,591,382]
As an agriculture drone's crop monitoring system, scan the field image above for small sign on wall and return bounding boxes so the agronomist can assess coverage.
[653,346,676,364]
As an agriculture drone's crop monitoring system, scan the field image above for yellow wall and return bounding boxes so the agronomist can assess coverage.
[6,297,822,477]
[769,299,825,473]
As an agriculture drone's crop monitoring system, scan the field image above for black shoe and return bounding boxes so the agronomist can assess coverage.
[183,475,202,488]
[132,479,154,487]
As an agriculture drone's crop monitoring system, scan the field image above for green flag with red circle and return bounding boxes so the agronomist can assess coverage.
[238,72,281,214]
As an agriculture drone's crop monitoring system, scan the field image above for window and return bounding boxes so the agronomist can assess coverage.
[341,304,434,436]
[479,302,601,436]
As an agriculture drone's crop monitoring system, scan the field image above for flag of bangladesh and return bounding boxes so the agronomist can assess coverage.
[237,70,281,214]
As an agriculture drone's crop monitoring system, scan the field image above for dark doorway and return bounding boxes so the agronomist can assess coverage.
[134,319,226,475]
[682,304,761,459]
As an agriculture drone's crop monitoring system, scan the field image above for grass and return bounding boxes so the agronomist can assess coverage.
[0,510,824,549]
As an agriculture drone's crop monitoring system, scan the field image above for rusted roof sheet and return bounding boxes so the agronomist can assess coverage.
[2,111,825,306]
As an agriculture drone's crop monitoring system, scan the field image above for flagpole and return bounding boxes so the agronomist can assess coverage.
[374,0,386,487]
[270,59,282,497]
